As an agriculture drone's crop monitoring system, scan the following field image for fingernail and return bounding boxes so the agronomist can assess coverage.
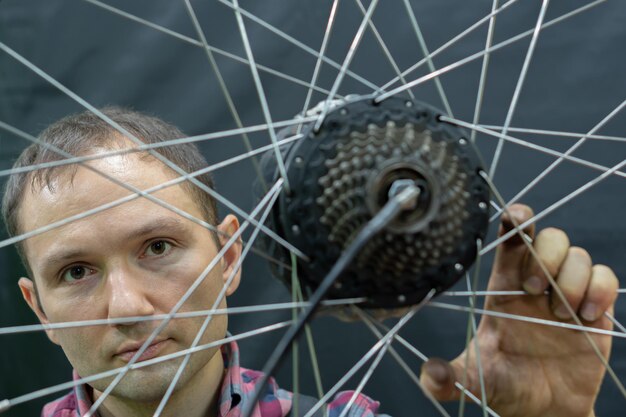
[581,302,598,322]
[554,304,571,320]
[523,276,543,295]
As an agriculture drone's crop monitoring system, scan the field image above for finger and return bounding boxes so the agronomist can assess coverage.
[522,227,570,295]
[579,264,619,322]
[491,204,535,281]
[550,247,592,320]
[419,357,463,402]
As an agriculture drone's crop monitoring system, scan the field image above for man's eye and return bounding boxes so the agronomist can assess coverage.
[61,266,94,282]
[145,240,172,257]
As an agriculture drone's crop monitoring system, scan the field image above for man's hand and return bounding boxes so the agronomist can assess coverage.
[419,204,619,417]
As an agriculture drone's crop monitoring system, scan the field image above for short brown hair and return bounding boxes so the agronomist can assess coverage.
[2,107,219,275]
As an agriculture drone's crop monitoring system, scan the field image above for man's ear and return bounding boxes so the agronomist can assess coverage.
[217,214,242,296]
[18,277,59,345]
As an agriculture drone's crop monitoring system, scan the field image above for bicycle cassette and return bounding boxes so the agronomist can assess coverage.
[255,95,490,308]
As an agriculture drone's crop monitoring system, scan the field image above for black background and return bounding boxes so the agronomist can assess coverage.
[0,1,625,416]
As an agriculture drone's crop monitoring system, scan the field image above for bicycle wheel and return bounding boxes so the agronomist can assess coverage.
[0,1,624,416]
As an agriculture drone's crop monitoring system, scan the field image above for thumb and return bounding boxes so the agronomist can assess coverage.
[420,357,465,402]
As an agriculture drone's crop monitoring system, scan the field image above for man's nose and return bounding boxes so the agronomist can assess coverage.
[106,267,155,323]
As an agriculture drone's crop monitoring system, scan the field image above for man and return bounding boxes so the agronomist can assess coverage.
[2,107,619,417]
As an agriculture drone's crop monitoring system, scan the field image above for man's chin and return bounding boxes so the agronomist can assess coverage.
[92,361,186,403]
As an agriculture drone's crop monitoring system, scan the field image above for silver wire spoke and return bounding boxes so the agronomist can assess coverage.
[79,0,334,96]
[183,0,267,191]
[217,0,381,93]
[0,121,223,249]
[441,117,626,180]
[291,253,301,417]
[479,171,626,400]
[379,0,520,92]
[0,41,309,260]
[375,0,608,103]
[365,314,500,417]
[489,99,626,222]
[231,0,291,192]
[297,0,341,136]
[337,291,437,417]
[0,119,301,269]
[355,307,452,417]
[313,0,380,132]
[0,131,290,272]
[479,125,626,143]
[606,312,626,334]
[0,116,315,178]
[0,298,366,337]
[462,244,488,417]
[335,329,394,417]
[445,289,626,297]
[302,291,433,417]
[470,0,499,143]
[428,301,626,339]
[401,0,452,115]
[480,152,626,255]
[289,253,326,413]
[154,170,282,416]
[488,0,551,179]
[0,321,292,413]
[83,179,284,417]
[354,0,414,100]
[444,290,527,297]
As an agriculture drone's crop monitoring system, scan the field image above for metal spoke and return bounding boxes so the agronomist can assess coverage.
[217,0,381,92]
[479,125,626,143]
[0,116,315,178]
[84,180,285,417]
[0,41,309,260]
[366,317,500,417]
[231,0,291,192]
[401,0,452,115]
[440,117,626,180]
[470,0,499,143]
[480,154,626,255]
[313,0,380,131]
[337,292,437,417]
[461,245,488,417]
[375,0,607,103]
[297,0,341,136]
[488,0,551,179]
[428,301,626,339]
[489,99,626,222]
[0,321,292,413]
[302,291,433,417]
[80,0,333,95]
[379,0,520,92]
[0,298,366,337]
[355,308,453,417]
[0,120,303,273]
[183,0,267,191]
[154,170,282,416]
[354,0,415,100]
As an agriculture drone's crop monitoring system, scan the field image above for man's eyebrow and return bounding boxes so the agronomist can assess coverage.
[119,217,188,242]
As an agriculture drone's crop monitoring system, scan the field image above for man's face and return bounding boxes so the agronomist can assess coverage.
[17,147,241,401]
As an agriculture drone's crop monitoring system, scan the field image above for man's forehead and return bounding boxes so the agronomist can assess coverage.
[18,152,199,242]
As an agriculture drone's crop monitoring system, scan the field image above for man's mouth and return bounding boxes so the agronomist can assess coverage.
[114,338,171,362]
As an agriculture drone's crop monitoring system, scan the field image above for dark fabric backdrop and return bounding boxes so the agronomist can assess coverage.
[0,1,625,416]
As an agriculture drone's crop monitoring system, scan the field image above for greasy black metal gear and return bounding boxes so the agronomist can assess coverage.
[256,95,490,308]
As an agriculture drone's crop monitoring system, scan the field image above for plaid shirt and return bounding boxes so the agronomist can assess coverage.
[41,341,383,417]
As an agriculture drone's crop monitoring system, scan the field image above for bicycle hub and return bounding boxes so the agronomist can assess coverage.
[255,95,490,308]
